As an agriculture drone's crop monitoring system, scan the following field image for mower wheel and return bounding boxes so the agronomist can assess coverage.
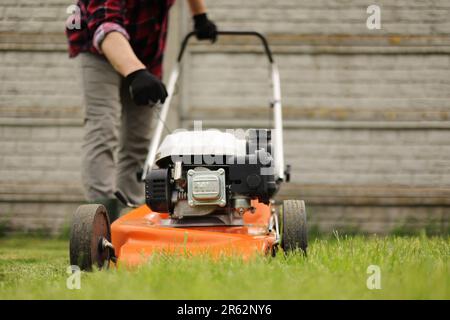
[69,204,111,271]
[281,200,308,255]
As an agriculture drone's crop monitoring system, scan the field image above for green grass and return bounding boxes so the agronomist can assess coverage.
[0,235,448,299]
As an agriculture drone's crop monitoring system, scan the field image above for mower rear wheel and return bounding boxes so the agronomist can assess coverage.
[281,200,308,255]
[69,204,111,271]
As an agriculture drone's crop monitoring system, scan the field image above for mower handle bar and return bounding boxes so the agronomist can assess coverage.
[142,31,285,182]
[177,31,274,63]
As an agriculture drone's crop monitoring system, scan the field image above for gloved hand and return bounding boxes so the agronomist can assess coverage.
[193,13,217,43]
[126,69,168,106]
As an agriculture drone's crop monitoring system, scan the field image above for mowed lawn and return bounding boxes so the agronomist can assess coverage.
[0,235,448,299]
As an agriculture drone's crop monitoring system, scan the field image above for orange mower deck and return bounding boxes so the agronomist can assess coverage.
[111,200,277,267]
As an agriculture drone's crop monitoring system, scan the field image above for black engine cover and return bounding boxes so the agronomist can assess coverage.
[145,168,172,213]
[228,153,278,204]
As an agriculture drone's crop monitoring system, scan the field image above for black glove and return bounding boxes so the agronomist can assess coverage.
[193,13,217,43]
[126,69,168,106]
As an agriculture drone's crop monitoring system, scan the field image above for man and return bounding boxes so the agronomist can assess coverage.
[66,0,217,221]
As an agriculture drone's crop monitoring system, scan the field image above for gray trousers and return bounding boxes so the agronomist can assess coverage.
[80,53,153,204]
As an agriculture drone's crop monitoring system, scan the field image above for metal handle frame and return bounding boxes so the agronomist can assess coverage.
[142,31,285,181]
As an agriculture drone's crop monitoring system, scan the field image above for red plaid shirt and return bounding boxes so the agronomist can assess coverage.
[66,0,175,78]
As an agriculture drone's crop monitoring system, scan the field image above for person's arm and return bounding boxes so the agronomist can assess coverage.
[84,0,167,105]
[101,0,213,76]
[99,31,167,105]
[100,32,167,106]
[86,0,136,76]
[101,31,145,77]
[187,0,207,15]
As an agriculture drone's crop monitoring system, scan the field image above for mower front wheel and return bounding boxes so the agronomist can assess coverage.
[69,204,112,271]
[280,200,308,255]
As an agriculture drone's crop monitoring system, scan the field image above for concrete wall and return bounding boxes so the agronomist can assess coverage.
[0,0,449,234]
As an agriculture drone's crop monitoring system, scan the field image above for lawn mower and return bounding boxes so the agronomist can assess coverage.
[69,31,308,270]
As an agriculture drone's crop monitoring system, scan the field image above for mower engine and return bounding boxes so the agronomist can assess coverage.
[145,129,278,226]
